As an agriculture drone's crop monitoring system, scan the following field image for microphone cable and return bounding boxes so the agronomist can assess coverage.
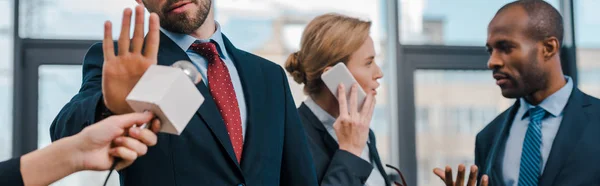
[102,122,150,186]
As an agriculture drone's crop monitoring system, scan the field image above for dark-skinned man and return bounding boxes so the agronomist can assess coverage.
[435,0,600,186]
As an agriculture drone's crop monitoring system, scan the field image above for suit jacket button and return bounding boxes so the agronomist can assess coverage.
[237,184,245,186]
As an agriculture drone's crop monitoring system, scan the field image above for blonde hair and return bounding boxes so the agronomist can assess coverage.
[284,13,371,96]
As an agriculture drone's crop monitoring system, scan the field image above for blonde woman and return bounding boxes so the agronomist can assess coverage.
[285,14,388,186]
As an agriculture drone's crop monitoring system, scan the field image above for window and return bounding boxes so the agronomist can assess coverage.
[416,107,430,132]
[20,0,139,39]
[415,70,512,185]
[575,0,600,97]
[38,65,82,148]
[400,0,560,45]
[0,0,12,161]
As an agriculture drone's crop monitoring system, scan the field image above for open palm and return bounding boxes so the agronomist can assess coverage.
[102,5,160,114]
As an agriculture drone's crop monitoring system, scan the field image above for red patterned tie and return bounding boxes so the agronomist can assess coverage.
[190,42,243,163]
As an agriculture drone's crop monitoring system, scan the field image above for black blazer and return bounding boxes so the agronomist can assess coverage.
[49,32,318,186]
[298,103,391,186]
[0,158,24,186]
[475,87,600,186]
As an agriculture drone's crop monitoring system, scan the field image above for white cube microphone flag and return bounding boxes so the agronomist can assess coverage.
[126,60,204,135]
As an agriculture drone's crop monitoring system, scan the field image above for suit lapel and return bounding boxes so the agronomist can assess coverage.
[299,104,339,155]
[219,36,268,168]
[156,32,190,66]
[157,32,241,169]
[367,130,391,186]
[539,88,590,186]
[485,100,520,186]
[300,104,390,185]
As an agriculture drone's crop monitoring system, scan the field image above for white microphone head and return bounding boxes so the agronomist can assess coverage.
[172,60,202,84]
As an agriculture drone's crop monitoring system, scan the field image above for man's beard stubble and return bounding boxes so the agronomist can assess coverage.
[519,46,548,99]
[160,0,212,34]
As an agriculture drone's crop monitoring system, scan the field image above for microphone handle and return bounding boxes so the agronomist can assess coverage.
[103,122,151,186]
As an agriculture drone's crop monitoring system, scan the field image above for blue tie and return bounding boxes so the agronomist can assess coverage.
[518,106,546,186]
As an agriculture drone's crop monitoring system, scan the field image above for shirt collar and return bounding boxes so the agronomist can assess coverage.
[304,97,337,128]
[160,21,229,60]
[519,76,573,120]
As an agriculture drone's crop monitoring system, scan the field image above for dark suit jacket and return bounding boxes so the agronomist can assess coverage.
[475,87,600,186]
[0,158,24,186]
[49,32,318,186]
[298,103,391,186]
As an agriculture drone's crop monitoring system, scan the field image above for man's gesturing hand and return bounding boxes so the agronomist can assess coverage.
[433,164,489,186]
[102,5,160,114]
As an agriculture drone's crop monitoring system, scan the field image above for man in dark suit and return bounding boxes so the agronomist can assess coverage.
[435,1,600,186]
[475,1,600,185]
[49,1,318,185]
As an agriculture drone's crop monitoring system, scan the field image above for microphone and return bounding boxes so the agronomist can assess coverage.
[172,60,202,85]
[103,60,204,186]
[126,60,204,135]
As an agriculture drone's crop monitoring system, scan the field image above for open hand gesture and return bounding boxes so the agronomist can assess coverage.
[102,5,160,114]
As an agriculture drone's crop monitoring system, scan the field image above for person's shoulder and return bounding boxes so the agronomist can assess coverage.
[85,42,119,58]
[235,49,282,70]
[476,105,514,142]
[581,91,600,106]
[86,42,103,54]
[579,91,600,117]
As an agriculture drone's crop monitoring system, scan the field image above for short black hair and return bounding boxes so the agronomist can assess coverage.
[496,0,564,47]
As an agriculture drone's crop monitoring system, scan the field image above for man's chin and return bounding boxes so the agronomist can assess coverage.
[500,88,524,99]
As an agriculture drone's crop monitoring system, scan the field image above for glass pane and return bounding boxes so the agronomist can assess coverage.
[575,0,600,97]
[216,0,393,163]
[400,0,560,45]
[38,65,119,186]
[38,65,82,148]
[19,0,140,39]
[0,0,13,161]
[415,70,513,185]
[575,0,600,48]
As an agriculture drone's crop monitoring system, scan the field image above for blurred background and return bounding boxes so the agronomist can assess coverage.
[0,0,598,185]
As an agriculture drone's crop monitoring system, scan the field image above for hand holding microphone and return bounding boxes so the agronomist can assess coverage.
[18,112,159,186]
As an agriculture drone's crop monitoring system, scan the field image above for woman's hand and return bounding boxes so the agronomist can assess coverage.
[73,112,161,171]
[333,83,376,156]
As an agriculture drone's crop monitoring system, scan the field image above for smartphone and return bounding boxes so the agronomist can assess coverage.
[321,62,367,112]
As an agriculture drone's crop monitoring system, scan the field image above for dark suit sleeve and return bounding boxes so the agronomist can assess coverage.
[475,133,484,183]
[0,158,24,186]
[50,43,107,141]
[278,67,319,186]
[320,150,373,186]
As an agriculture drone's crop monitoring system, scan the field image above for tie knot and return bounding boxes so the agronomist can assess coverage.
[528,106,546,122]
[190,42,220,59]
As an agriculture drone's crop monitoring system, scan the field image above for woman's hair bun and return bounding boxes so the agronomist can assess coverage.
[284,52,306,84]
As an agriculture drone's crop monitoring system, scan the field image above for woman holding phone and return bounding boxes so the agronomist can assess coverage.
[284,13,387,186]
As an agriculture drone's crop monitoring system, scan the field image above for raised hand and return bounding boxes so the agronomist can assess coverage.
[334,83,376,156]
[102,5,160,114]
[433,164,489,186]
